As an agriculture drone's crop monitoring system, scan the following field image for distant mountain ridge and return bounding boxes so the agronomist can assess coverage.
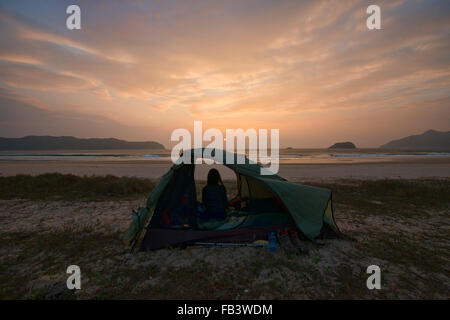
[380,130,450,150]
[0,136,165,150]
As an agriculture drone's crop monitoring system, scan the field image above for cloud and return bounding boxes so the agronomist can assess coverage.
[0,86,162,141]
[0,62,91,91]
[0,0,449,146]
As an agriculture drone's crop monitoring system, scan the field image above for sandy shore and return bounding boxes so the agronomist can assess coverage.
[1,178,449,299]
[1,158,449,180]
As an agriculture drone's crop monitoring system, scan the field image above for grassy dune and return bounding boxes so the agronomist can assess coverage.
[0,174,448,299]
[0,173,155,200]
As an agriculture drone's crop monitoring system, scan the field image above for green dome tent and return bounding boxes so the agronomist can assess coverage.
[123,148,341,250]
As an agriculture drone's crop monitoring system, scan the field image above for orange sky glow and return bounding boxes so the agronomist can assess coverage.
[0,0,449,148]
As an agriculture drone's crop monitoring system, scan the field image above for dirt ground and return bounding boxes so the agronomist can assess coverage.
[0,179,449,299]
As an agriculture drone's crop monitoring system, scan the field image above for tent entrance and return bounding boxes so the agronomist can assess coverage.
[148,163,289,231]
[123,148,343,251]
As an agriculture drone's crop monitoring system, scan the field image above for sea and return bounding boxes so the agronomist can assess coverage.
[1,149,449,164]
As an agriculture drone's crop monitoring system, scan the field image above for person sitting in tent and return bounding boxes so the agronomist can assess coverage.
[201,169,228,220]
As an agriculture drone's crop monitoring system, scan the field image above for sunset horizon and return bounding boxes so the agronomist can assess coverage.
[1,0,449,148]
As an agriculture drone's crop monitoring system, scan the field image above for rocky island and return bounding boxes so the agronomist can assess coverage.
[328,142,356,149]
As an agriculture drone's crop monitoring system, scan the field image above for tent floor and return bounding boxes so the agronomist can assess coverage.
[140,225,293,251]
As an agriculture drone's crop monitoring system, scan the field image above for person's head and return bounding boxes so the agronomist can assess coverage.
[207,168,221,186]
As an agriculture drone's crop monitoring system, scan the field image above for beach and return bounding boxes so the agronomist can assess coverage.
[0,151,449,299]
[0,157,449,181]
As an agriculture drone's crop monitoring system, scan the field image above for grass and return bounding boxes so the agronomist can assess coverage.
[0,227,122,299]
[356,232,449,274]
[0,175,449,299]
[309,178,450,217]
[0,173,155,201]
[1,173,449,208]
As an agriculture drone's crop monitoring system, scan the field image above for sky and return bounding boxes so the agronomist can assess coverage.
[0,0,449,148]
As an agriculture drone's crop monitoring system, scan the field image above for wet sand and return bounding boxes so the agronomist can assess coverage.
[0,157,449,180]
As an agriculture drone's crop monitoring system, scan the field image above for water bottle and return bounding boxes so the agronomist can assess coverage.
[268,231,278,253]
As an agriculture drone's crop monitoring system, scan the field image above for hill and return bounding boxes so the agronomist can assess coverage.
[0,136,165,150]
[380,130,450,150]
[328,142,356,149]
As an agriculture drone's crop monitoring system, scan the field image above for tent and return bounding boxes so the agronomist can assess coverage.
[123,148,342,251]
